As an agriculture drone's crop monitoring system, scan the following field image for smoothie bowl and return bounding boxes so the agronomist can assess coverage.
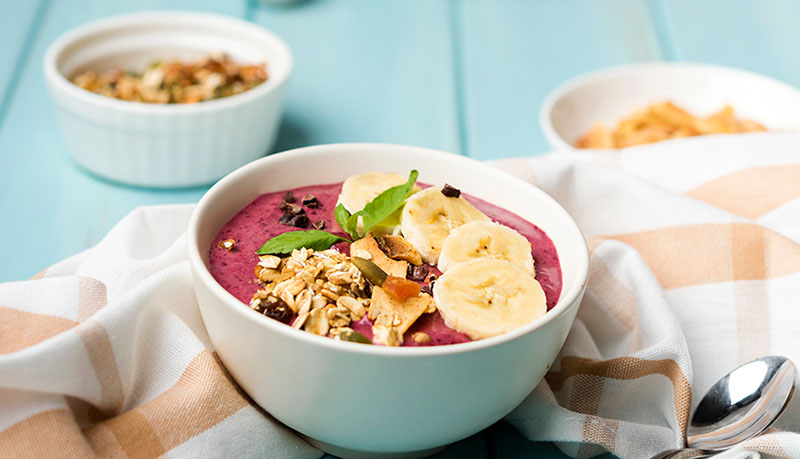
[187,144,589,457]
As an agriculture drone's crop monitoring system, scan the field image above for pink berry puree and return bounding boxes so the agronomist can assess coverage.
[209,182,562,346]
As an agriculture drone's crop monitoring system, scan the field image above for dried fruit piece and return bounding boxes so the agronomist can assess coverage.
[382,276,421,301]
[381,235,423,266]
[260,296,293,324]
[369,287,432,335]
[350,233,407,277]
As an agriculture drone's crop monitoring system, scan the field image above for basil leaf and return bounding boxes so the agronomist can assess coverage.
[334,204,358,240]
[353,169,418,237]
[256,230,348,255]
[346,212,361,238]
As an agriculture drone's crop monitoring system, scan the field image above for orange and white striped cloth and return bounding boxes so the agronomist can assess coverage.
[493,133,800,458]
[1,133,799,458]
[0,205,322,458]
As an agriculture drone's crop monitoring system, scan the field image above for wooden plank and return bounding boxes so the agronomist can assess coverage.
[652,0,800,85]
[0,0,45,117]
[249,0,460,153]
[456,0,663,159]
[0,0,244,281]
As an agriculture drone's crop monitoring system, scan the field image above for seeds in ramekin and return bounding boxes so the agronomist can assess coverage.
[71,54,268,104]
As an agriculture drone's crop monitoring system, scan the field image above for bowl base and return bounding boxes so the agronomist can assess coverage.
[301,435,448,459]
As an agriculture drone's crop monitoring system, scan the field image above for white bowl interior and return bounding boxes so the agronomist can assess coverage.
[544,63,800,150]
[190,143,588,353]
[52,12,290,90]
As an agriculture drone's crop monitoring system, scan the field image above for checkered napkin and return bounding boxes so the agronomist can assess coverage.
[491,133,800,458]
[1,134,799,458]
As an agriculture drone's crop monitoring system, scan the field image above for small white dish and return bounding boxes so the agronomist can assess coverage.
[43,11,292,187]
[187,143,589,458]
[540,62,800,151]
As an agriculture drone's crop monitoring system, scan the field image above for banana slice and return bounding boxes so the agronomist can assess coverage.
[337,172,409,213]
[400,187,490,264]
[433,259,546,340]
[438,221,534,275]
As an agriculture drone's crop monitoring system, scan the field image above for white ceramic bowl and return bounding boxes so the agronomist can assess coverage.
[187,143,589,457]
[540,62,800,151]
[43,11,292,187]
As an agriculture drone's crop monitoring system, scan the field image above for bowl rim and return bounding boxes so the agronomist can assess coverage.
[187,143,590,358]
[539,61,800,152]
[42,10,293,114]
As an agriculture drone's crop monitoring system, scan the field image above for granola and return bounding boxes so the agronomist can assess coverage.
[71,53,267,104]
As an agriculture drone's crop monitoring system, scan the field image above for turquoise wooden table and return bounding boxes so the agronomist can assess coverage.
[2,0,799,456]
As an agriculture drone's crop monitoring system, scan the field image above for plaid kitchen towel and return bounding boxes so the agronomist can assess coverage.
[491,132,800,458]
[1,133,799,458]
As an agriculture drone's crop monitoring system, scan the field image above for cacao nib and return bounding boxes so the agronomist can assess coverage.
[420,283,433,295]
[278,214,294,225]
[279,202,305,215]
[441,184,461,198]
[302,194,320,208]
[311,220,326,230]
[288,214,309,228]
[407,264,429,281]
[282,190,295,203]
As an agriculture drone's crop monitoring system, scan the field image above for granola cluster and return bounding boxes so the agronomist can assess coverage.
[251,248,373,341]
[71,53,267,104]
[250,233,437,346]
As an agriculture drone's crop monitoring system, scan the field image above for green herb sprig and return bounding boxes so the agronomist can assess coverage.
[256,170,418,255]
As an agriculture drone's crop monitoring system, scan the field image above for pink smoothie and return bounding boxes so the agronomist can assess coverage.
[209,182,562,346]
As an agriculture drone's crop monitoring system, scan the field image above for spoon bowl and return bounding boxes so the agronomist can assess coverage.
[687,356,796,450]
[651,356,796,458]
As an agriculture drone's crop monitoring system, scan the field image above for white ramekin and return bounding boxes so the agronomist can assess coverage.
[187,143,589,457]
[540,62,800,152]
[43,11,292,188]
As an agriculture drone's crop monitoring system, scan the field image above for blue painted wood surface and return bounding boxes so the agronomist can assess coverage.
[1,0,797,457]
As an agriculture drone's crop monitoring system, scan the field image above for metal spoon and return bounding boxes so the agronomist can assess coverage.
[652,355,796,458]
